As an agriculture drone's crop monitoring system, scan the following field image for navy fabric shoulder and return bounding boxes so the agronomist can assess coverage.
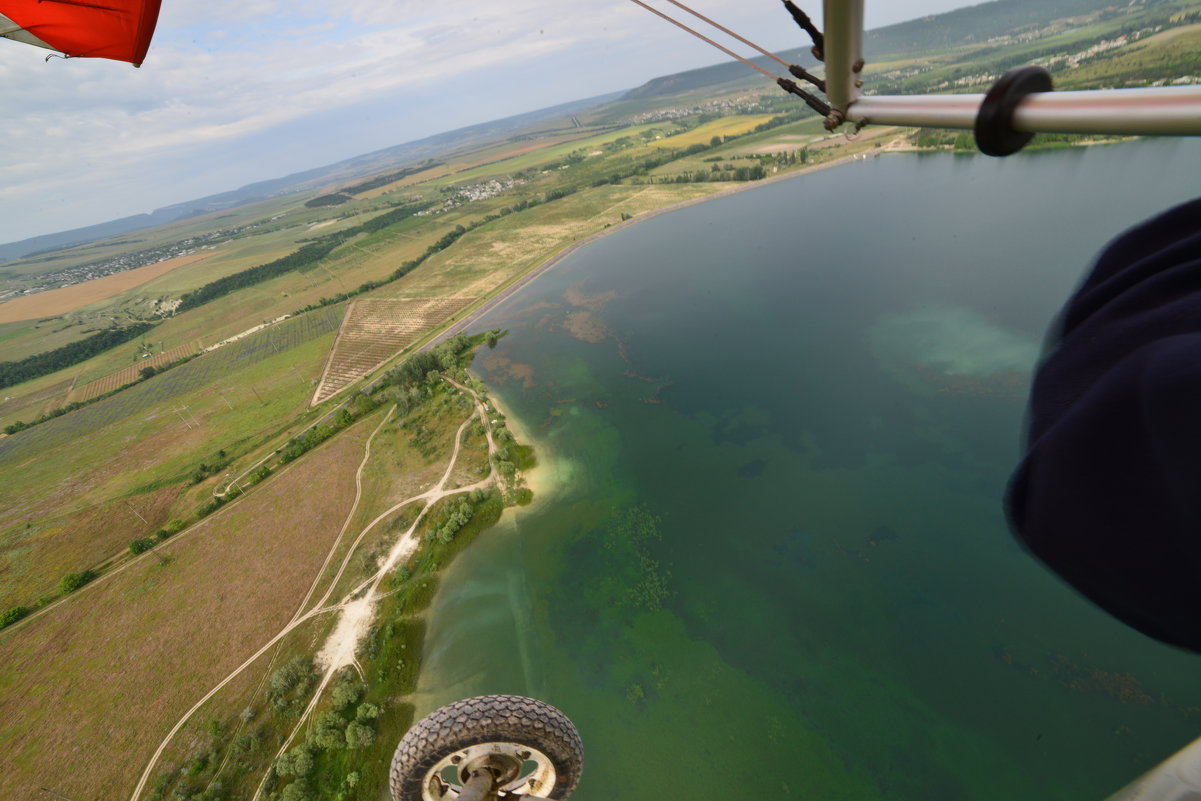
[1007,197,1201,652]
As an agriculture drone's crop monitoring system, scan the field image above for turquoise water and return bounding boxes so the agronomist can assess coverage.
[415,140,1201,800]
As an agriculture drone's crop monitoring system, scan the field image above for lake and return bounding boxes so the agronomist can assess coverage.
[414,139,1201,800]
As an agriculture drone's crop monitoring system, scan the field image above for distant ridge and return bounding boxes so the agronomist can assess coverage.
[620,0,1121,100]
[0,91,622,262]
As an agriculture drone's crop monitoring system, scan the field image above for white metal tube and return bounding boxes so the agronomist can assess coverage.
[823,0,864,113]
[1015,86,1201,136]
[847,94,984,129]
[847,86,1201,137]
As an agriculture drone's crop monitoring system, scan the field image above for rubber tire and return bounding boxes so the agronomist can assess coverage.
[390,694,583,801]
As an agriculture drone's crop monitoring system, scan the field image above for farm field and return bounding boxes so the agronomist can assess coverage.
[0,377,73,427]
[385,182,719,302]
[648,113,779,148]
[68,342,199,404]
[0,307,345,471]
[0,251,219,324]
[433,124,658,186]
[312,297,476,404]
[0,314,345,608]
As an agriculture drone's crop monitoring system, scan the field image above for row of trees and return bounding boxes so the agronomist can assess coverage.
[0,322,154,390]
[266,668,383,801]
[303,193,351,208]
[177,239,342,311]
[293,222,466,315]
[340,161,443,196]
[663,164,769,183]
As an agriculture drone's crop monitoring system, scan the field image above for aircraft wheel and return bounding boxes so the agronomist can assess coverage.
[390,694,583,801]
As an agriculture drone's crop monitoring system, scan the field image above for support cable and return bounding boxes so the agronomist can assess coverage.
[624,0,833,119]
[654,0,827,93]
[659,0,790,69]
[625,0,779,83]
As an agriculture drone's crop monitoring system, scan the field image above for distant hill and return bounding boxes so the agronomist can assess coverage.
[866,0,1139,56]
[620,0,1126,100]
[0,92,621,263]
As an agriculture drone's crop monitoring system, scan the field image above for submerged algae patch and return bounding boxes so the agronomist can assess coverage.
[866,307,1038,378]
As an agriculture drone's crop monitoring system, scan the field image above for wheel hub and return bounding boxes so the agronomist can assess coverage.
[423,741,558,800]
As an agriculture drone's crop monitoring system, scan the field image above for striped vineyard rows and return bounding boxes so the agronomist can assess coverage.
[0,378,74,425]
[69,344,199,404]
[311,297,474,405]
[0,306,346,468]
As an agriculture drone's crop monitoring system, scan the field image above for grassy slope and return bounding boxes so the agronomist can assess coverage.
[0,413,379,801]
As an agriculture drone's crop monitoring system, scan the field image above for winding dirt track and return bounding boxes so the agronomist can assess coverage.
[130,380,500,801]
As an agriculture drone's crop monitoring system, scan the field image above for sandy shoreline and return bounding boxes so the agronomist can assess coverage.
[480,383,561,509]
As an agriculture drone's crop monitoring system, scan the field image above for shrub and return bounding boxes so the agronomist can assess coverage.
[267,657,316,715]
[59,569,97,594]
[1,606,30,629]
[130,538,156,555]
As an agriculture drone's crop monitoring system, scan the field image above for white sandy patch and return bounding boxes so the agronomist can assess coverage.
[481,387,570,508]
[316,524,422,671]
[316,595,376,670]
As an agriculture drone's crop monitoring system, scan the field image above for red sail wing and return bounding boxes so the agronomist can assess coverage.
[0,0,163,65]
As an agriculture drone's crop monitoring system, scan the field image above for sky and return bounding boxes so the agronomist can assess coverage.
[0,0,982,245]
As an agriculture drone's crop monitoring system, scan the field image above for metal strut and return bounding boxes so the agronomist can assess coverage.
[777,78,832,118]
[782,0,825,60]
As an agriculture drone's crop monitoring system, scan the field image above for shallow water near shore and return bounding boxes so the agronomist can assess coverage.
[414,140,1201,800]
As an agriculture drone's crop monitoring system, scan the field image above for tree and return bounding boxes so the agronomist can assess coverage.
[277,780,314,801]
[345,721,376,749]
[307,711,346,750]
[277,746,313,777]
[267,657,315,715]
[710,135,722,147]
[0,322,155,390]
[1,606,30,629]
[331,681,364,711]
[356,702,381,722]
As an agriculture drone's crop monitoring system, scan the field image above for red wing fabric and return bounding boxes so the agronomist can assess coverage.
[0,0,162,65]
